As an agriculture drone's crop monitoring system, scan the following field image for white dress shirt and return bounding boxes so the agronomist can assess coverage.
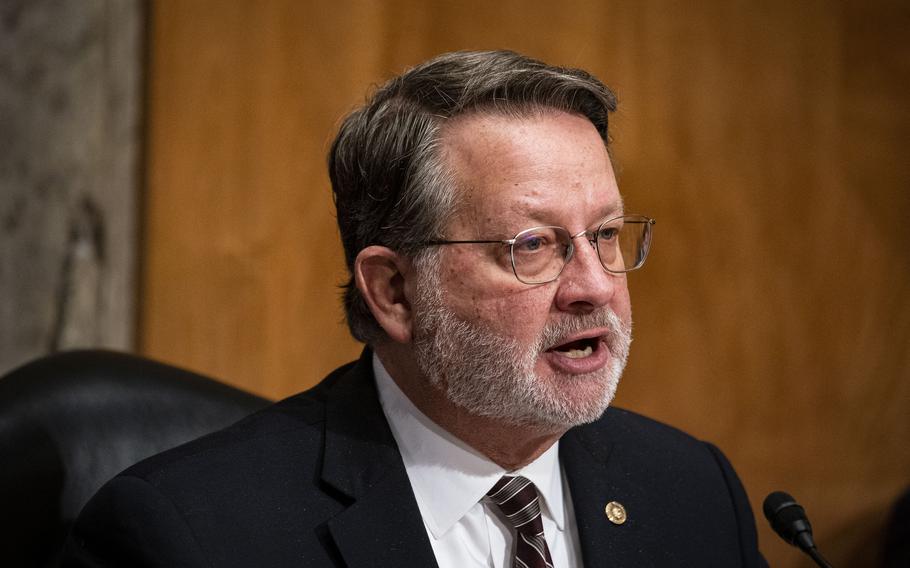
[373,355,583,568]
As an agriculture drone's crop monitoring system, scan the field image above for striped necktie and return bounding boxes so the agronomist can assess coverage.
[487,475,554,568]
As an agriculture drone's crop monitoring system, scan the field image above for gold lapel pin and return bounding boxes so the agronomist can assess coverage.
[605,501,627,525]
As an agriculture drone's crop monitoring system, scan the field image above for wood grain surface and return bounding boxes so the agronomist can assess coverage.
[143,2,910,565]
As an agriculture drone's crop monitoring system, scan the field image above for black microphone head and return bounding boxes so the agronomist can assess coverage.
[763,491,799,520]
[763,491,814,548]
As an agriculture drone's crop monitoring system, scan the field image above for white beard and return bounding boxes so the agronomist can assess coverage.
[411,263,632,429]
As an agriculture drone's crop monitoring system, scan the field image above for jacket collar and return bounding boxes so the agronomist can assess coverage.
[563,412,670,568]
[561,422,616,568]
[320,349,439,568]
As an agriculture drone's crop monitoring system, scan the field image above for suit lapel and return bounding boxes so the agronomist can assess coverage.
[561,417,646,568]
[320,351,439,568]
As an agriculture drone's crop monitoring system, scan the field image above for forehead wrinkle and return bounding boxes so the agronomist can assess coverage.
[441,109,604,180]
[436,111,620,237]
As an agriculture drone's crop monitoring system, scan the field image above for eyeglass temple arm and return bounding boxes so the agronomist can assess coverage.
[424,239,515,246]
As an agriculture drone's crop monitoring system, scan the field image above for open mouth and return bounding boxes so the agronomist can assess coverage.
[549,336,602,359]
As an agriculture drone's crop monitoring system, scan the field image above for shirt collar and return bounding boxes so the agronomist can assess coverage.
[373,354,566,539]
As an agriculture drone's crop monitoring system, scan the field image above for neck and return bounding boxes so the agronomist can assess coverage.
[375,345,566,470]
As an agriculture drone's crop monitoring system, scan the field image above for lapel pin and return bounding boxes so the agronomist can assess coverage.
[605,501,627,525]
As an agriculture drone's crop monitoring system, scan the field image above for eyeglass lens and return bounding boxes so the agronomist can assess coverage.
[511,216,652,284]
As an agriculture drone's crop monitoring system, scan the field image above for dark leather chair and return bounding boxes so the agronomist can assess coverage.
[0,350,270,567]
[883,486,910,567]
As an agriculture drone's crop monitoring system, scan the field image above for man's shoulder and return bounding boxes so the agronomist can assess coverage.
[569,405,727,473]
[594,405,706,447]
[122,356,362,487]
[126,392,321,478]
[66,358,375,566]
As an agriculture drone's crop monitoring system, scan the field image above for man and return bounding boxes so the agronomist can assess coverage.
[64,50,766,567]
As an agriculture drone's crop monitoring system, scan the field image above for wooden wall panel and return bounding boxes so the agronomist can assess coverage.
[144,0,383,396]
[144,2,909,566]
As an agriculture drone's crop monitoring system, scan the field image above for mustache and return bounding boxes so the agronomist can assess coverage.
[537,309,631,353]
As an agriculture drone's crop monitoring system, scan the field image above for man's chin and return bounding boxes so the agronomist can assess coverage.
[513,367,618,430]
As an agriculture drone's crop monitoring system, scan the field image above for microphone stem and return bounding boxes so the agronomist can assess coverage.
[807,546,833,568]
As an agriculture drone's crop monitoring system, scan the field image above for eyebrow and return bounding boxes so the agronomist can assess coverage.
[513,196,626,230]
[595,196,625,221]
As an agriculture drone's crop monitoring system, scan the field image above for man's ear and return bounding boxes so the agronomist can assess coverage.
[354,246,415,344]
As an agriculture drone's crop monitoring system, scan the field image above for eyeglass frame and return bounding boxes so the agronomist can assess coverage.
[423,214,656,285]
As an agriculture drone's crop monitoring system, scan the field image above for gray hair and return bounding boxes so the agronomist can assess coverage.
[328,50,618,343]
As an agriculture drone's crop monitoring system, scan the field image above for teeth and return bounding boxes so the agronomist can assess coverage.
[559,345,593,359]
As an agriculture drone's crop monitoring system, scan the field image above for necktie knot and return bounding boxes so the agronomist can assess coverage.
[487,475,554,568]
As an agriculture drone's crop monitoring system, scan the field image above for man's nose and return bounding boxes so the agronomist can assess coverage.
[553,236,620,314]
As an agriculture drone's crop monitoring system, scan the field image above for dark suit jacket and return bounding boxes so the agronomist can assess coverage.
[63,350,767,567]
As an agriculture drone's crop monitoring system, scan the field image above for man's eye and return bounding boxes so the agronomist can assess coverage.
[515,235,549,253]
[598,226,620,241]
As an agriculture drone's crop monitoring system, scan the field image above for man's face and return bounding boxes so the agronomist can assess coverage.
[410,110,633,430]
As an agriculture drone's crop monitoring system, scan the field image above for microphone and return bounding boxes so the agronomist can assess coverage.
[763,491,833,568]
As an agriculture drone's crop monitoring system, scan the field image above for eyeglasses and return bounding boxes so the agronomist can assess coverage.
[425,215,655,284]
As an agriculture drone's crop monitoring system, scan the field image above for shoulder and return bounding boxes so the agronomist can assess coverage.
[64,357,369,566]
[575,405,718,461]
[574,406,744,487]
[594,405,702,443]
[588,407,750,500]
[121,386,319,482]
[122,357,366,491]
